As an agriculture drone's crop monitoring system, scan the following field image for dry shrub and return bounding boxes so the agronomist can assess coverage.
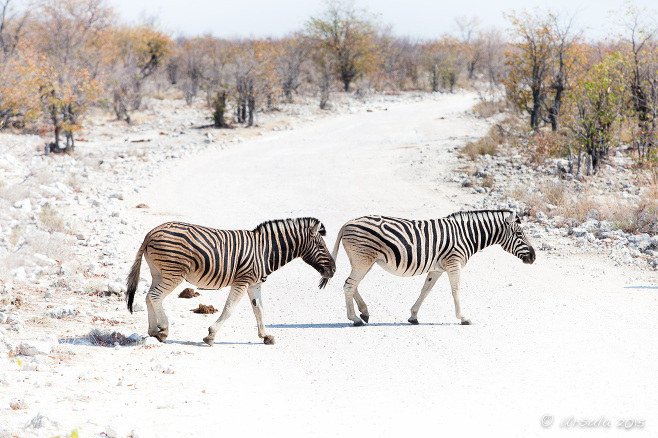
[610,200,658,234]
[526,131,566,165]
[473,100,510,118]
[481,175,495,188]
[86,329,141,347]
[9,226,21,246]
[462,126,504,160]
[39,204,66,233]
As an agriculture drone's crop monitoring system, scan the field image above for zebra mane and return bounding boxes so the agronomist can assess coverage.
[253,217,326,236]
[446,209,519,224]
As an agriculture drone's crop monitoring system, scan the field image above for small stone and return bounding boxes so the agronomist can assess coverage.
[541,241,555,250]
[19,340,52,356]
[133,301,146,312]
[105,425,118,438]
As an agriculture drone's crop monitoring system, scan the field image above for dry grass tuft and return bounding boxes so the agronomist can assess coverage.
[462,126,504,160]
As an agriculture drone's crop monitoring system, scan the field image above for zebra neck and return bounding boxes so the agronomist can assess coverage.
[453,216,506,256]
[475,218,506,252]
[262,229,302,275]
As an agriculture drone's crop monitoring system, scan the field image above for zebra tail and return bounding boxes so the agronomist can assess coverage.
[318,224,347,290]
[126,238,147,313]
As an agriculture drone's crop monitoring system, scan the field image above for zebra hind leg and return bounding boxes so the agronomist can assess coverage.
[344,268,371,326]
[146,276,182,342]
[353,290,370,323]
[408,270,442,325]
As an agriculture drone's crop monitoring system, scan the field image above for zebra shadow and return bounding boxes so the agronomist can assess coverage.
[269,322,456,329]
[165,339,258,346]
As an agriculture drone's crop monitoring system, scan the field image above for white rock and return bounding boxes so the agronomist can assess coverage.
[40,334,59,349]
[541,241,555,250]
[52,181,72,194]
[569,227,588,238]
[19,340,52,356]
[133,301,146,312]
[143,337,161,347]
[24,412,60,429]
[13,199,31,210]
[0,314,7,324]
[11,267,27,282]
[105,425,119,438]
[108,282,125,294]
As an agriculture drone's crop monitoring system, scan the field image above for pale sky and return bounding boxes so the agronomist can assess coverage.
[108,0,656,41]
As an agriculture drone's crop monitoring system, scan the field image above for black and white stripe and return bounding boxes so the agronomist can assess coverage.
[126,217,335,345]
[323,210,535,326]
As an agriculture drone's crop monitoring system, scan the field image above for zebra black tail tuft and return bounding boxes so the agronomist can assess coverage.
[318,277,330,289]
[126,239,148,313]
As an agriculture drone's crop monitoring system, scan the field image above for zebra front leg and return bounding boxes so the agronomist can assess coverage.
[344,269,369,326]
[408,270,442,325]
[203,284,247,346]
[247,283,274,345]
[447,265,471,325]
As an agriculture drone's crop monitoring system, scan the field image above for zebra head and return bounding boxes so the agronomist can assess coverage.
[300,220,336,281]
[501,212,536,264]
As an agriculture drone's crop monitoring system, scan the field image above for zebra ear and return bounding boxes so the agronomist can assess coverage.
[506,211,518,224]
[310,222,321,236]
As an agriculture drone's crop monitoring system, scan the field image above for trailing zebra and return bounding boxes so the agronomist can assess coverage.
[320,210,535,326]
[126,218,335,346]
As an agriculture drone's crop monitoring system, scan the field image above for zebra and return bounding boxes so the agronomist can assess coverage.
[126,218,335,346]
[320,210,535,326]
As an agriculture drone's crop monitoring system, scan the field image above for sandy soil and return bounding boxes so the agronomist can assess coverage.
[2,92,657,438]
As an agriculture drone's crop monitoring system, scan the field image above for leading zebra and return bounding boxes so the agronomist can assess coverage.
[126,218,335,346]
[320,210,535,326]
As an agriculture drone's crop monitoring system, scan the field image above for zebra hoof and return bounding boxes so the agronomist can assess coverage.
[461,319,472,325]
[263,335,275,345]
[155,331,168,342]
[360,314,369,323]
[353,320,364,327]
[408,317,419,325]
[203,336,215,346]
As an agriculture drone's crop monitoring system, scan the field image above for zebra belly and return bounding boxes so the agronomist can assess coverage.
[375,259,432,277]
[184,271,234,290]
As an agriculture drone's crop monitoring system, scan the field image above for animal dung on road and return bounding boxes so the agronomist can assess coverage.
[191,304,218,314]
[178,288,200,298]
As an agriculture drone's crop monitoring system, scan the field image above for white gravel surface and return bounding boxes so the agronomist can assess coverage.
[1,92,656,437]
